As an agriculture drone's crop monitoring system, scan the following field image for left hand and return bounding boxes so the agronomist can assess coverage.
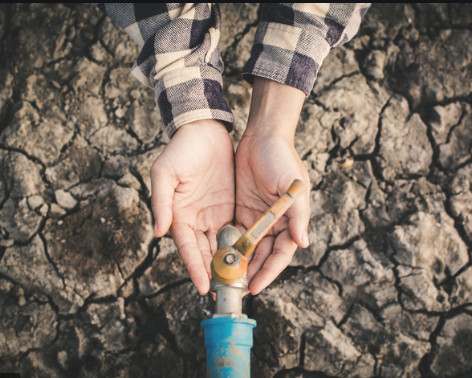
[150,119,234,295]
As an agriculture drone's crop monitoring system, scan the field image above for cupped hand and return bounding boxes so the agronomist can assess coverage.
[150,120,234,295]
[235,132,310,295]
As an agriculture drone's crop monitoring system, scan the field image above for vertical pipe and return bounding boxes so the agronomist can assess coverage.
[201,317,256,378]
[201,225,257,377]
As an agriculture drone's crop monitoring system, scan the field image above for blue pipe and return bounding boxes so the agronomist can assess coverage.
[201,317,257,378]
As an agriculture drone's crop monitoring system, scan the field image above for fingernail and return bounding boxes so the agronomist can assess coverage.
[154,223,159,237]
[302,231,309,248]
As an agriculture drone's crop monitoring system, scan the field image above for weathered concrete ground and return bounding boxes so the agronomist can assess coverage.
[1,3,471,377]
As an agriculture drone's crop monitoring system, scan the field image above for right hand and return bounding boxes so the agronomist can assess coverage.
[150,120,235,295]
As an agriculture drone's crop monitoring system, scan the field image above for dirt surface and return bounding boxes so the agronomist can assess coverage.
[1,3,471,377]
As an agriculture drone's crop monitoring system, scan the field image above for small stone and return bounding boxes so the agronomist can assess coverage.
[57,350,68,370]
[27,195,45,211]
[117,173,141,191]
[363,50,386,79]
[38,204,49,217]
[90,43,108,62]
[51,80,61,89]
[115,107,125,118]
[16,289,26,307]
[55,189,77,210]
[49,203,66,217]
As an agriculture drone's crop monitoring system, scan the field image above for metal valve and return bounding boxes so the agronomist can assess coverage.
[211,179,306,286]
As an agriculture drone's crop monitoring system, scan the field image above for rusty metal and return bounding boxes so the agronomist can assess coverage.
[212,225,246,317]
[211,179,306,285]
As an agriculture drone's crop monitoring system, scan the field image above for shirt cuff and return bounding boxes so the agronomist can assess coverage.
[242,21,331,96]
[133,64,234,139]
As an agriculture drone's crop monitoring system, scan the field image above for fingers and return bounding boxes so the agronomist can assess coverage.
[150,161,177,238]
[205,229,218,255]
[286,179,310,248]
[246,236,274,285]
[248,229,297,295]
[196,231,213,278]
[172,224,210,295]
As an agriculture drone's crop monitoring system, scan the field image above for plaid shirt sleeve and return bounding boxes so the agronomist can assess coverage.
[98,4,370,137]
[242,3,371,95]
[97,3,233,138]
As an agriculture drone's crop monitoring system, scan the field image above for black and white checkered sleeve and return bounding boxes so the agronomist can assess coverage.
[98,3,233,138]
[242,3,371,95]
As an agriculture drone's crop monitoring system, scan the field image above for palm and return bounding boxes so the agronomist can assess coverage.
[236,140,285,229]
[170,139,234,265]
[151,121,234,294]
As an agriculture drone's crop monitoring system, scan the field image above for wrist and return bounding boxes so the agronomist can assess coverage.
[244,77,305,142]
[175,119,229,137]
[154,65,234,138]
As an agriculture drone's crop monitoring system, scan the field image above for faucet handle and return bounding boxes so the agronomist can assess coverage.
[234,179,305,258]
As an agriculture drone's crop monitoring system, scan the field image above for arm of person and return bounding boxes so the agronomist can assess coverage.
[237,3,371,295]
[98,3,236,295]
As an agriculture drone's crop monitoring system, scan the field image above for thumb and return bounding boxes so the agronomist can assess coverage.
[150,162,177,237]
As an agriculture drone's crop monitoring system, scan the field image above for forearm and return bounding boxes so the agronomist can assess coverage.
[245,77,306,141]
[244,4,371,141]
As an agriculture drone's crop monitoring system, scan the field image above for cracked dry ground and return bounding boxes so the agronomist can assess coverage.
[0,3,471,378]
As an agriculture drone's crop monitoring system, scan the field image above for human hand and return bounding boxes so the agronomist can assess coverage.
[235,78,311,295]
[151,120,234,295]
